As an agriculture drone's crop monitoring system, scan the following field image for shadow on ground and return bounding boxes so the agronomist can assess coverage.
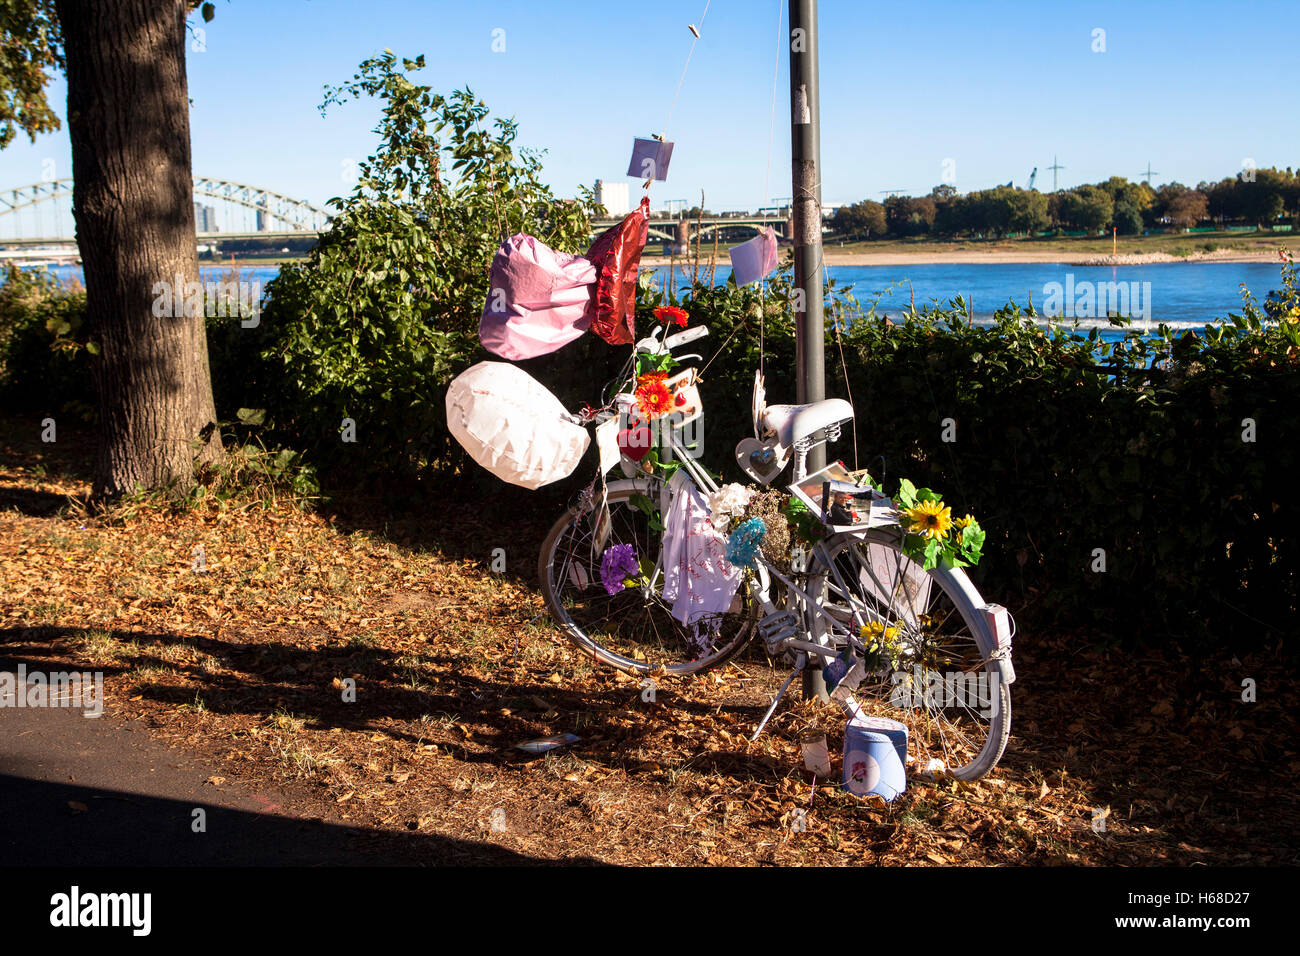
[0,775,600,866]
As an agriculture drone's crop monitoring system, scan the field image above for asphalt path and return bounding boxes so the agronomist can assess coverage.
[0,669,562,866]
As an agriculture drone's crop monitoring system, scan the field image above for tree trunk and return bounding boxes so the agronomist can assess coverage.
[55,0,222,499]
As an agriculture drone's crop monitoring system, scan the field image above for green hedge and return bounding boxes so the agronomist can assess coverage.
[5,256,1297,649]
[0,265,95,420]
[651,265,1299,648]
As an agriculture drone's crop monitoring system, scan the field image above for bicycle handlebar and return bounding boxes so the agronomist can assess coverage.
[635,324,709,356]
[664,325,709,351]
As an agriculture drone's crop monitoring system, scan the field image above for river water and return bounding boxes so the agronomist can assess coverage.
[28,259,1289,341]
[658,261,1287,329]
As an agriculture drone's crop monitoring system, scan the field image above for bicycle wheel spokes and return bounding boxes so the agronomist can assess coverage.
[819,534,1008,780]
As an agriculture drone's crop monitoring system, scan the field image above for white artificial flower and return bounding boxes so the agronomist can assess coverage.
[708,483,753,530]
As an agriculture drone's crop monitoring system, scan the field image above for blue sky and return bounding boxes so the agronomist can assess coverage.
[1,0,1295,221]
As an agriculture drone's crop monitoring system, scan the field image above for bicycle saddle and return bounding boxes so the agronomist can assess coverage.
[760,399,855,447]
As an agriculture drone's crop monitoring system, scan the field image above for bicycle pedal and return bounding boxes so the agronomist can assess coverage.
[757,610,799,653]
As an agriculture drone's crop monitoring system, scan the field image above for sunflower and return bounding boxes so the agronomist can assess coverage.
[634,377,674,419]
[952,513,974,544]
[860,620,901,645]
[904,499,953,540]
[860,619,903,667]
[653,305,689,327]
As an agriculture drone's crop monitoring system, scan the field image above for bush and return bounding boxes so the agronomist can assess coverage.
[0,264,95,420]
[254,53,597,482]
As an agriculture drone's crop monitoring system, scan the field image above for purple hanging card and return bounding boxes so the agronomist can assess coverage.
[627,138,674,182]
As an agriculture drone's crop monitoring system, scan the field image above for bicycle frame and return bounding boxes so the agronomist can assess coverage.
[590,333,895,664]
[551,331,1013,774]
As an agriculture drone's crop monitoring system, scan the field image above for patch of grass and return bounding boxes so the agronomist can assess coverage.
[898,797,940,829]
[393,654,430,691]
[29,601,69,621]
[122,581,158,601]
[540,751,586,780]
[419,712,459,732]
[265,708,306,733]
[665,763,696,792]
[78,629,119,660]
[129,663,172,683]
[152,640,197,664]
[269,734,327,778]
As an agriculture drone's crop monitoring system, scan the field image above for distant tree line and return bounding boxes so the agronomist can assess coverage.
[830,166,1300,240]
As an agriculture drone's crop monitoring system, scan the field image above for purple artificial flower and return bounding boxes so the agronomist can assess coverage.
[600,544,639,595]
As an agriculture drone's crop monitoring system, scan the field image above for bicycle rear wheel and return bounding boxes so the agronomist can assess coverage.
[807,529,1011,780]
[538,483,760,676]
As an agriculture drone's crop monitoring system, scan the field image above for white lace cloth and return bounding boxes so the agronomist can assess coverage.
[659,472,743,625]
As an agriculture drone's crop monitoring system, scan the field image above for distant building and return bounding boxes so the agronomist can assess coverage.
[255,208,268,232]
[193,202,217,233]
[594,179,630,216]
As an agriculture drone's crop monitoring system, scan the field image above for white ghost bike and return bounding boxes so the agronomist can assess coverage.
[537,324,1014,780]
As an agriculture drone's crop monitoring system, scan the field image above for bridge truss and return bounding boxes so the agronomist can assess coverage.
[0,177,332,241]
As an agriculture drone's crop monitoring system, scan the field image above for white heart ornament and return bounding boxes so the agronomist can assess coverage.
[734,437,789,484]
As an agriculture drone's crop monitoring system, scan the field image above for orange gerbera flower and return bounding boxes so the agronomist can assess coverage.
[634,377,674,419]
[654,305,689,327]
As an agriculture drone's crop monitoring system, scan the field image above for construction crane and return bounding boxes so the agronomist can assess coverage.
[1027,167,1038,190]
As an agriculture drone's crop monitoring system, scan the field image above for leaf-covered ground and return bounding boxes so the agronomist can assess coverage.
[2,422,1296,866]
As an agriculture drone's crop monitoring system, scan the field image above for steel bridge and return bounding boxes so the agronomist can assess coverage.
[0,176,331,249]
[0,177,790,258]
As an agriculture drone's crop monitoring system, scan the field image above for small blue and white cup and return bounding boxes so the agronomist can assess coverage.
[848,714,908,768]
[842,726,906,801]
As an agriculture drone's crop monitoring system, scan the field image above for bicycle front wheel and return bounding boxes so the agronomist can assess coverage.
[538,483,761,677]
[807,529,1011,780]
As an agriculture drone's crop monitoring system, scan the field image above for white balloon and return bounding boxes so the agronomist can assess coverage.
[446,362,590,490]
